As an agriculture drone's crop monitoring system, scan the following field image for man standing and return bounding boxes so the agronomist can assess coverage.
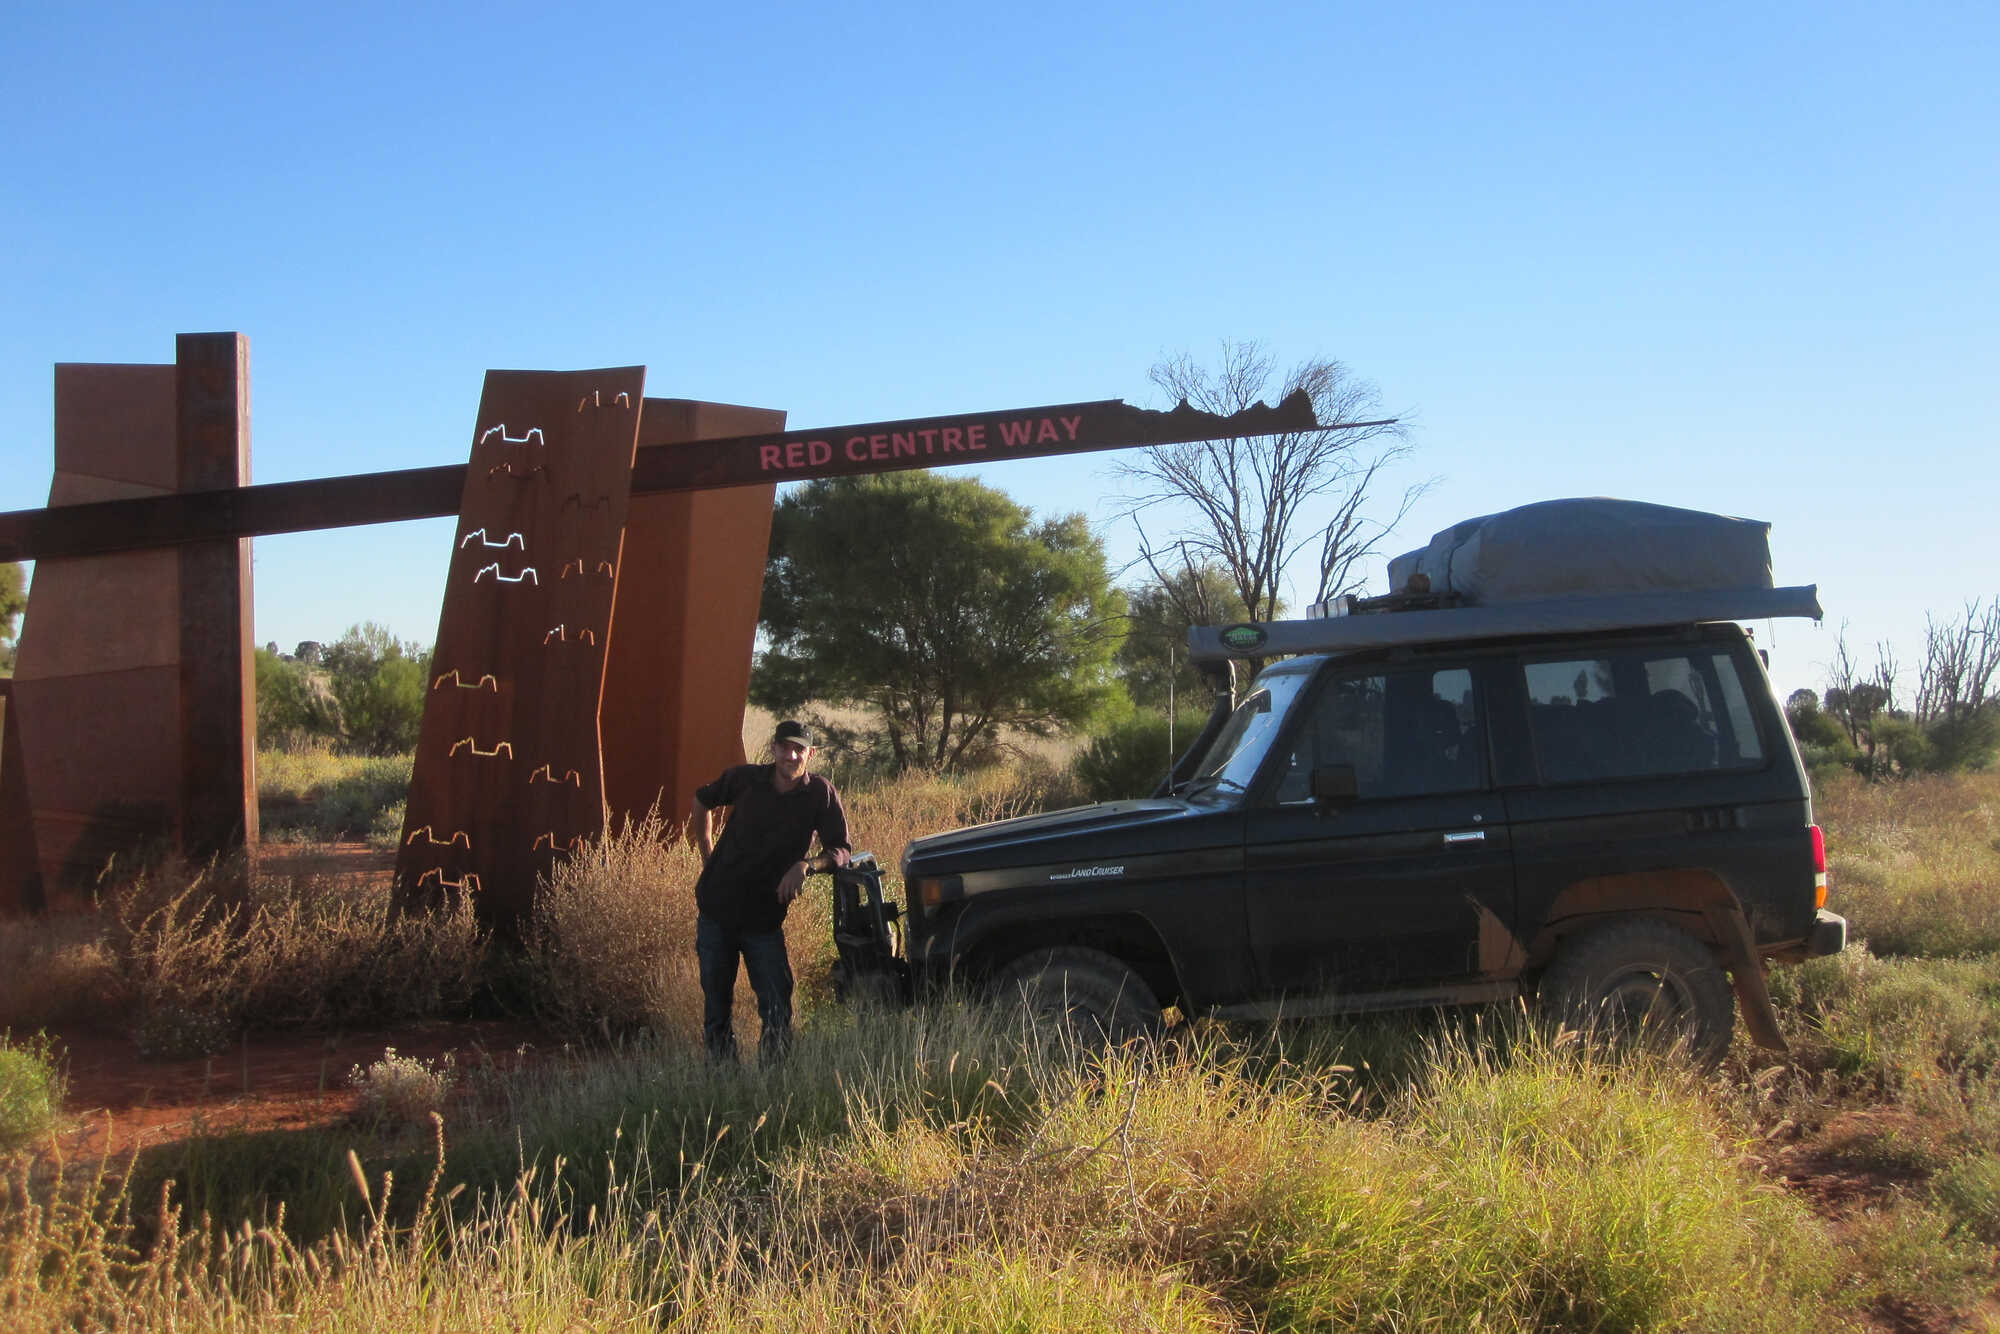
[689,719,850,1062]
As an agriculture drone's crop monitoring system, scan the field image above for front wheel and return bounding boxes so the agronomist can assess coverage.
[991,946,1163,1047]
[1539,919,1736,1066]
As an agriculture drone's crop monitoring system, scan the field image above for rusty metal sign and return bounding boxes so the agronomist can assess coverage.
[0,391,1340,563]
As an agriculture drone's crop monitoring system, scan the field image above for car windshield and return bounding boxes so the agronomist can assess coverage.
[1173,667,1312,804]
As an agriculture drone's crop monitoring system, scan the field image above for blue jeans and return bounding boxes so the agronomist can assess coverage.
[695,917,794,1063]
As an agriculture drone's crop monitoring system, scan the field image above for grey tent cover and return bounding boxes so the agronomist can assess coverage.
[1386,497,1773,605]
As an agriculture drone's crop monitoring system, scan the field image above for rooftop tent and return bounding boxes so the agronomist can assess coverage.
[1385,497,1775,604]
[1188,498,1821,662]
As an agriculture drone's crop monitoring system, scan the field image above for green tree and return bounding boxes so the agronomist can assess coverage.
[0,562,26,675]
[255,647,344,747]
[1118,562,1253,712]
[1073,711,1177,802]
[755,473,1126,771]
[321,623,429,756]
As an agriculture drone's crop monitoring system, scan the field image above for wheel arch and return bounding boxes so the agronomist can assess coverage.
[1524,868,1786,1052]
[947,907,1185,1010]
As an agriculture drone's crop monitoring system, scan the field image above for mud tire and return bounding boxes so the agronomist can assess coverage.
[1540,919,1736,1066]
[992,946,1163,1047]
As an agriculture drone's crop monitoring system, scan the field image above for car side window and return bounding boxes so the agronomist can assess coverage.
[1523,647,1764,783]
[1276,666,1482,803]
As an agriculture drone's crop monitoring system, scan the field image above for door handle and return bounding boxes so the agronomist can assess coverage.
[1442,830,1486,845]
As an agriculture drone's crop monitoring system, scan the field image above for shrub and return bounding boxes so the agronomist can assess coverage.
[530,811,703,1038]
[350,1048,455,1127]
[1072,710,1176,802]
[0,1035,62,1152]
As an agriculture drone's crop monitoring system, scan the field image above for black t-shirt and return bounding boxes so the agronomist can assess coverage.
[693,764,850,931]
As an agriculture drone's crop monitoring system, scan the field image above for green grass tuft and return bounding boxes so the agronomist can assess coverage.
[0,1035,63,1153]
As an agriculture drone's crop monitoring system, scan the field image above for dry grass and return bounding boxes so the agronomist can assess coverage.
[2,748,1998,1327]
[0,1026,1845,1333]
[0,911,124,1033]
[257,745,411,845]
[1816,768,2000,956]
[0,857,483,1042]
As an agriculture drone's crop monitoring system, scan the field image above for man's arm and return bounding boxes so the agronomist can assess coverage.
[690,796,715,866]
[816,784,853,871]
[776,785,851,903]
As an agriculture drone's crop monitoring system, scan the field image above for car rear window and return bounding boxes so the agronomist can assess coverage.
[1521,646,1765,784]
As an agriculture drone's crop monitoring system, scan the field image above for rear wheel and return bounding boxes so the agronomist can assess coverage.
[992,946,1163,1047]
[1540,919,1735,1066]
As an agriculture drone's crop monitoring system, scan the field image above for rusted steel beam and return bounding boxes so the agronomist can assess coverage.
[0,391,1339,562]
[174,333,259,860]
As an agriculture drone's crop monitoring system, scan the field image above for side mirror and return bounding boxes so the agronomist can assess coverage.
[1310,763,1358,810]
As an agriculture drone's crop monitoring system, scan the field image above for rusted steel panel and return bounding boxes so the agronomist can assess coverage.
[0,684,47,915]
[601,399,781,834]
[0,393,1327,561]
[393,368,645,928]
[175,333,259,859]
[11,363,184,895]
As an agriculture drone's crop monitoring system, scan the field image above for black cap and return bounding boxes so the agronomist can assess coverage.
[773,719,814,746]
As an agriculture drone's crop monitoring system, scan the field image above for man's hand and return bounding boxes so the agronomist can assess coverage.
[777,859,810,904]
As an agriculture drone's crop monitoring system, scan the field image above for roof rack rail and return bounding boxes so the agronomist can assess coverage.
[1189,585,1822,662]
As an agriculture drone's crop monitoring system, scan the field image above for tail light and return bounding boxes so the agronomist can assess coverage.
[1810,824,1827,909]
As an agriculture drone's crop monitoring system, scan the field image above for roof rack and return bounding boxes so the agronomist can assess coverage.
[1187,585,1822,662]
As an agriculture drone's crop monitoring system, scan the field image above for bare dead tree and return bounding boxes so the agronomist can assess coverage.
[1915,597,2000,725]
[1114,340,1427,625]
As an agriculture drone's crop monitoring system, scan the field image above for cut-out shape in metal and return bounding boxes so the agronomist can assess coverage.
[533,832,587,852]
[560,494,613,515]
[575,390,633,411]
[473,563,539,585]
[529,764,582,787]
[459,528,526,551]
[417,868,482,894]
[478,425,546,448]
[486,460,547,479]
[542,625,598,646]
[558,558,617,580]
[405,825,471,849]
[448,737,514,759]
[432,669,500,692]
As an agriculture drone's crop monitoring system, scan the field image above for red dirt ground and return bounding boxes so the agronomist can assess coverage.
[51,1018,551,1156]
[44,841,546,1156]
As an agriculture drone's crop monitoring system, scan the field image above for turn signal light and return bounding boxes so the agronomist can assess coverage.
[1810,824,1828,908]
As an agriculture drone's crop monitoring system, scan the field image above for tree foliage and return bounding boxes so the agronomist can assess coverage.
[1117,562,1251,712]
[1115,340,1424,626]
[1073,711,1177,802]
[0,562,26,675]
[754,473,1126,771]
[321,623,429,756]
[255,648,347,747]
[1809,613,1999,778]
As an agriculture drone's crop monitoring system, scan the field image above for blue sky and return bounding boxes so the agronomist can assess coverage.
[4,1,1994,703]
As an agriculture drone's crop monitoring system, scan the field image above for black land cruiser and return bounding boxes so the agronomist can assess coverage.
[830,503,1848,1061]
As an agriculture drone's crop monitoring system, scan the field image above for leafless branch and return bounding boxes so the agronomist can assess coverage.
[1113,339,1416,623]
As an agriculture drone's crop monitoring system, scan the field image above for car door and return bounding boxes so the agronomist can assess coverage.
[1243,660,1515,996]
[1500,636,1795,942]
